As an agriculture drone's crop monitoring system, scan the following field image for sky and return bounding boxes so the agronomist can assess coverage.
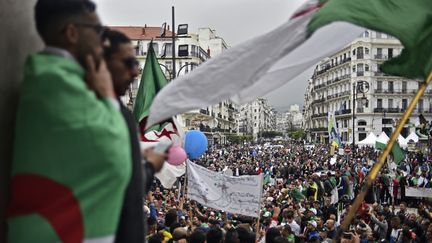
[93,0,314,112]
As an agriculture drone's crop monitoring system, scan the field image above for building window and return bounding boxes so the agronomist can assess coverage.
[388,81,394,92]
[419,99,424,112]
[148,43,159,55]
[402,99,408,111]
[388,48,393,58]
[365,64,369,72]
[377,81,382,92]
[388,99,393,108]
[365,48,369,55]
[402,81,407,93]
[358,120,367,126]
[364,31,369,37]
[377,99,383,108]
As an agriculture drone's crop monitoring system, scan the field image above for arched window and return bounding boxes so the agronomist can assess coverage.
[364,31,370,38]
[365,64,370,72]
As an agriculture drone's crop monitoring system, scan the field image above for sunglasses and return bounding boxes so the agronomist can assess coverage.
[73,22,108,39]
[123,57,140,69]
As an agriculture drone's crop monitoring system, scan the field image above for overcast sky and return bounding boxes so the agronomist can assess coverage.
[93,0,313,111]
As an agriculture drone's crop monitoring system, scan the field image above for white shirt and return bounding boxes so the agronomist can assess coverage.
[287,220,301,236]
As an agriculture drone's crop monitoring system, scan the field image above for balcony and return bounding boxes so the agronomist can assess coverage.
[373,108,401,113]
[357,108,364,113]
[310,127,327,132]
[335,109,351,116]
[374,71,391,77]
[374,54,388,60]
[356,71,364,76]
[374,89,417,94]
[356,54,364,59]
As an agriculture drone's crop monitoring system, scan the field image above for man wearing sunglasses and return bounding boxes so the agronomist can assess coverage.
[102,29,167,243]
[8,0,132,242]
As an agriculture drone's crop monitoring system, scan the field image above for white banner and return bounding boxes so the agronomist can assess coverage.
[406,187,432,198]
[187,161,263,217]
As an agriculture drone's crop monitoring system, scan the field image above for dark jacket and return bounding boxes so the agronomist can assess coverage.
[115,102,145,243]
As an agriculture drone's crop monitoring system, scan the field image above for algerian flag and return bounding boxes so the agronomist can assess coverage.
[308,0,432,79]
[133,43,185,187]
[147,0,432,127]
[145,0,364,127]
[133,42,183,147]
[375,132,405,164]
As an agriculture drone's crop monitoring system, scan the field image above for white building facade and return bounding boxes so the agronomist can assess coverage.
[303,30,432,143]
[112,26,237,145]
[238,98,276,138]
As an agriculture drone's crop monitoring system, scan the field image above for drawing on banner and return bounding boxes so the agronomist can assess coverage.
[405,187,432,198]
[187,161,263,217]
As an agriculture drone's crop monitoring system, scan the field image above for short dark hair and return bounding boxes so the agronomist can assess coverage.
[35,0,96,40]
[103,29,131,58]
[189,229,206,243]
[164,209,178,227]
[206,227,223,243]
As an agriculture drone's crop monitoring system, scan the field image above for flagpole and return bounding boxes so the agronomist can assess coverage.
[340,71,432,233]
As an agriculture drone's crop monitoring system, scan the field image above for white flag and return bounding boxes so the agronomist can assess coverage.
[146,0,364,127]
[187,161,263,217]
[155,162,186,189]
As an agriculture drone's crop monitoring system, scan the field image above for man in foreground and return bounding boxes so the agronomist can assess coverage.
[7,0,132,242]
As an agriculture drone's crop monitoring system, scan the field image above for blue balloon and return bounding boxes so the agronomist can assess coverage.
[184,130,208,160]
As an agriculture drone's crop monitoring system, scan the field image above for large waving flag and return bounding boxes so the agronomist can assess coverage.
[147,0,432,128]
[146,0,364,127]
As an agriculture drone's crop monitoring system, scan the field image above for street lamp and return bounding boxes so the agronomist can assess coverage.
[352,80,369,152]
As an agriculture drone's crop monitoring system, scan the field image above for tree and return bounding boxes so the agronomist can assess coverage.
[288,129,306,140]
[259,131,283,139]
[227,134,253,144]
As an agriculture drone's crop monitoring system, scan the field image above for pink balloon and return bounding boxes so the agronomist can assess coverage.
[167,145,187,166]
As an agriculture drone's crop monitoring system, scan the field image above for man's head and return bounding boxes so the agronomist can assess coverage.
[325,219,335,230]
[391,216,401,229]
[35,0,105,67]
[400,202,407,212]
[103,30,139,96]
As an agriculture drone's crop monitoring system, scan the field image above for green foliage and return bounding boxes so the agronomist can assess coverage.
[288,129,306,140]
[227,134,253,144]
[259,131,283,138]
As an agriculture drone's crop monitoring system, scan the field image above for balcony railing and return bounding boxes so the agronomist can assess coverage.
[310,127,327,132]
[374,54,388,60]
[315,58,352,75]
[373,108,402,113]
[356,54,364,59]
[335,109,352,116]
[374,71,391,76]
[374,89,417,94]
[356,71,364,76]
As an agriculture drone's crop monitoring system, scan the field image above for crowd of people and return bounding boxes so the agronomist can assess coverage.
[146,141,432,243]
[7,0,432,242]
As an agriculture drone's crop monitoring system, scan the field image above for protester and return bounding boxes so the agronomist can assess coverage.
[103,29,167,242]
[8,0,134,242]
[139,138,432,243]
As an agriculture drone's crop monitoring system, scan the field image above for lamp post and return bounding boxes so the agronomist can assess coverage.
[352,81,369,154]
